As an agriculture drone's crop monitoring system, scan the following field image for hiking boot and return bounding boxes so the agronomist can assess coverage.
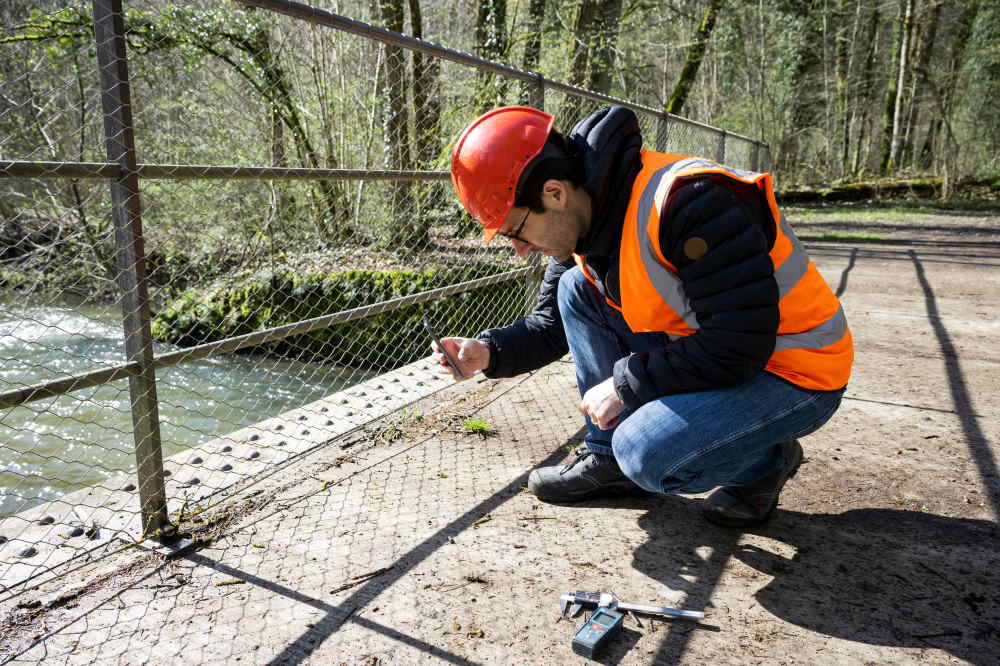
[702,439,804,528]
[528,449,648,502]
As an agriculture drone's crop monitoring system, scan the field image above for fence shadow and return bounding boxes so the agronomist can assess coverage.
[910,249,1000,516]
[834,247,858,298]
[204,439,573,665]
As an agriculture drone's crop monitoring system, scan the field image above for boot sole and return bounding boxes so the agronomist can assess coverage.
[530,483,651,503]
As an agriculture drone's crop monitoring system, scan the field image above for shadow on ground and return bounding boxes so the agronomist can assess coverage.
[612,496,1000,665]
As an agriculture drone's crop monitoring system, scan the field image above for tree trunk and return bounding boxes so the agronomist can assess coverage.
[921,2,976,170]
[852,4,881,176]
[887,0,915,172]
[408,0,448,230]
[904,0,941,169]
[935,1,979,181]
[519,0,547,105]
[560,0,600,127]
[560,0,623,127]
[588,0,624,95]
[834,0,853,178]
[474,0,508,111]
[664,0,723,116]
[409,0,441,168]
[374,0,422,248]
[777,0,823,178]
[879,0,905,173]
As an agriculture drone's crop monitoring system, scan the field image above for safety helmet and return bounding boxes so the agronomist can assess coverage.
[450,106,555,242]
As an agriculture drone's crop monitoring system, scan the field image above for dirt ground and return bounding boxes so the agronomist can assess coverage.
[1,203,998,665]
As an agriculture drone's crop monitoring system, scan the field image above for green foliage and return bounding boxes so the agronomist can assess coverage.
[152,265,524,370]
[0,267,26,291]
[462,419,496,437]
[966,4,1000,173]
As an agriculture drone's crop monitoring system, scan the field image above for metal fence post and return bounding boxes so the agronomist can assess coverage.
[656,114,670,152]
[716,129,727,164]
[750,142,760,173]
[527,73,545,110]
[92,0,170,538]
[762,143,772,172]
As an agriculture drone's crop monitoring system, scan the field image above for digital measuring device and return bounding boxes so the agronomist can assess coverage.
[571,606,625,658]
[559,590,704,658]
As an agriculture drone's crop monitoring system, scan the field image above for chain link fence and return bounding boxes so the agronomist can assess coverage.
[0,0,768,601]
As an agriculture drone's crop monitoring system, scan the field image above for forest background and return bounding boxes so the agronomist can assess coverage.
[1,0,998,325]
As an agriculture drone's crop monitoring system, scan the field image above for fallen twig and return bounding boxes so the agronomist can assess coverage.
[328,566,394,594]
[213,579,245,587]
[472,514,492,528]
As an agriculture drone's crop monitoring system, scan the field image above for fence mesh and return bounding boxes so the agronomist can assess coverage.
[0,0,766,605]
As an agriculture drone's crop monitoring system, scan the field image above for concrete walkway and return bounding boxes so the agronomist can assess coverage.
[1,213,998,665]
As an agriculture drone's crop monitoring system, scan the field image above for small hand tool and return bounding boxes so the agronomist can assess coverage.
[559,590,705,621]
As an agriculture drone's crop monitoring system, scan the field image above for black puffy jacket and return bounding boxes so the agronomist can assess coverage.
[475,110,780,412]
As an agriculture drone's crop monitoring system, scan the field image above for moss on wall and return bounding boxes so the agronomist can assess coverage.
[151,266,529,370]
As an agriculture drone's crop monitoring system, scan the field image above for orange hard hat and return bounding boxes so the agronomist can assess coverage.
[450,106,555,242]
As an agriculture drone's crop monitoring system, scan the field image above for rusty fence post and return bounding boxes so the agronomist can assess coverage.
[92,0,170,538]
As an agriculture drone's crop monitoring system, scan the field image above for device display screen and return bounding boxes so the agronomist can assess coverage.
[591,611,615,624]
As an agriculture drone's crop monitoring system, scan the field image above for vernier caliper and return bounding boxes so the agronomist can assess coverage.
[559,590,705,621]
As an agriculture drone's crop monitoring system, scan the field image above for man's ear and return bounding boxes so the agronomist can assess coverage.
[541,179,568,210]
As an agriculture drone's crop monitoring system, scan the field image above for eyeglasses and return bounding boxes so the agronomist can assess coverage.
[497,208,531,243]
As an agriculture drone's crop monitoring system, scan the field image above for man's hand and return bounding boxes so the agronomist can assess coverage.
[432,337,491,381]
[580,377,624,430]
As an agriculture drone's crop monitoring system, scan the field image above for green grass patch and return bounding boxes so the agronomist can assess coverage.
[462,419,496,437]
[785,199,1000,221]
[784,205,936,222]
[799,232,885,242]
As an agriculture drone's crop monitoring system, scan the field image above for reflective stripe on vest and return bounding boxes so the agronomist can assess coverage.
[593,150,853,391]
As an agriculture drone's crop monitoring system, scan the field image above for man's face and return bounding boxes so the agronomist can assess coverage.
[493,181,587,261]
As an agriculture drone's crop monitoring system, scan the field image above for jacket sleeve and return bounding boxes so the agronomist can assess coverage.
[612,176,780,410]
[475,257,571,377]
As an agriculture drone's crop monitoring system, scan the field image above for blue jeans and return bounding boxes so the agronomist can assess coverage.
[557,266,844,495]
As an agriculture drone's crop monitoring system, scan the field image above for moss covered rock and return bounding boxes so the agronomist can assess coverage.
[152,266,529,370]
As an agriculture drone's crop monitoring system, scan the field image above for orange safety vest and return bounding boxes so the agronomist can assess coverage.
[575,150,853,391]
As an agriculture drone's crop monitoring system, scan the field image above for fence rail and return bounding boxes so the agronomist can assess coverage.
[0,0,768,597]
[0,160,452,181]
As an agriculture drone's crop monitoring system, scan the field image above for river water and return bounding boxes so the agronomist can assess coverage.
[0,301,363,518]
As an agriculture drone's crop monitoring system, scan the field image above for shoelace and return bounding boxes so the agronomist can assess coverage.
[560,449,598,474]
